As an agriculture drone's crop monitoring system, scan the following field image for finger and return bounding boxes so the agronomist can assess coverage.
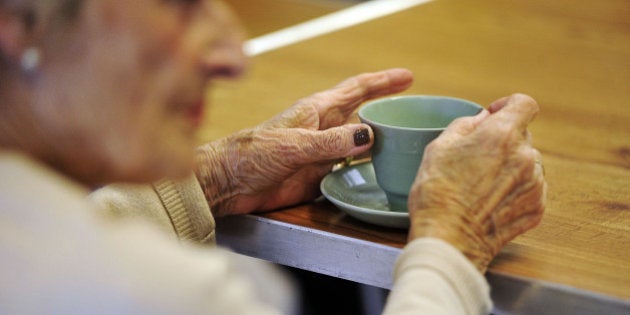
[525,129,532,144]
[533,148,544,176]
[494,206,544,250]
[310,68,414,129]
[261,69,413,130]
[440,109,490,138]
[471,144,538,221]
[488,96,510,113]
[484,93,540,132]
[262,101,320,130]
[281,124,374,166]
[484,147,546,235]
[489,172,546,232]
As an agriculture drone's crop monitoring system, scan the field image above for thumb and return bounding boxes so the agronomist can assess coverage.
[440,109,490,138]
[486,93,539,131]
[282,124,373,165]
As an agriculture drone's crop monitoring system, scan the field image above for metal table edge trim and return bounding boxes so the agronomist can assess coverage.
[215,214,629,314]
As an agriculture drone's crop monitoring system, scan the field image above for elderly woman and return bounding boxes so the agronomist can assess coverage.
[0,0,546,314]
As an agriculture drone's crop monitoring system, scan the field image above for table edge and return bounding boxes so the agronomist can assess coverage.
[215,214,630,314]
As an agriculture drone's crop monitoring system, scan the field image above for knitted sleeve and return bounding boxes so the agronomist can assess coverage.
[89,174,216,245]
[383,238,493,315]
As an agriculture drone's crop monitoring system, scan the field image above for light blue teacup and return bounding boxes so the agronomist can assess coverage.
[358,95,483,212]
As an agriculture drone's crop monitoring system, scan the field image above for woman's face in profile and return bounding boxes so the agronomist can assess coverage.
[35,0,246,184]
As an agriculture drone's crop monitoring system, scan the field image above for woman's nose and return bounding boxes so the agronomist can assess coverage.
[200,1,248,79]
[201,37,248,79]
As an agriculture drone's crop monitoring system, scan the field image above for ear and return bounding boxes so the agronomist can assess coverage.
[0,9,30,62]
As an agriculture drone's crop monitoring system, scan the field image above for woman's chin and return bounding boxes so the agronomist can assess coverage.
[102,149,195,185]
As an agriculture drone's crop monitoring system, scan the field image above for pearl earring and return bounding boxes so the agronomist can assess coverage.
[20,47,41,73]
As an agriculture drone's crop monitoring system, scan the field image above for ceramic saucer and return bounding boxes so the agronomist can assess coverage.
[320,162,409,229]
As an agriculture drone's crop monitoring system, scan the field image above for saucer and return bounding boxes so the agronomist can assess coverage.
[320,162,409,229]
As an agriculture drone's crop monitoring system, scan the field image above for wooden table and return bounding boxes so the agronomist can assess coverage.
[207,0,630,313]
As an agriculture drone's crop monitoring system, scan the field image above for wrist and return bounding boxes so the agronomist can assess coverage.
[408,208,493,273]
[194,136,240,217]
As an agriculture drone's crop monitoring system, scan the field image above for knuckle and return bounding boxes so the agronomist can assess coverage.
[496,121,519,137]
[424,140,443,155]
[513,145,537,173]
[311,131,346,156]
[512,93,538,107]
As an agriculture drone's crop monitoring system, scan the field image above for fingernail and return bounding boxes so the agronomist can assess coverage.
[353,128,370,146]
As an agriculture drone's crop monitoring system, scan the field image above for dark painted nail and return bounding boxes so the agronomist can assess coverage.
[353,128,370,146]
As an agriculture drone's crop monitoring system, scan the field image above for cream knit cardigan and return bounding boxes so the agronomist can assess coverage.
[1,151,492,314]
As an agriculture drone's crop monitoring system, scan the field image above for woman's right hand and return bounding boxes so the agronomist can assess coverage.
[407,93,546,273]
[195,69,413,217]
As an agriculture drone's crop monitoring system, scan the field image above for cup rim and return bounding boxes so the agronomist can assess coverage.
[358,95,483,131]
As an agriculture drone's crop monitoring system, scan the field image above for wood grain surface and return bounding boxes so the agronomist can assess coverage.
[225,0,349,37]
[205,0,630,300]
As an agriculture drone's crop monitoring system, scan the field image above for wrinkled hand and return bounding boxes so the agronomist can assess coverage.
[196,69,413,216]
[408,93,546,273]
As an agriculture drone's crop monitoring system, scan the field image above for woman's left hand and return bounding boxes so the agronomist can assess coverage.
[196,68,413,216]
